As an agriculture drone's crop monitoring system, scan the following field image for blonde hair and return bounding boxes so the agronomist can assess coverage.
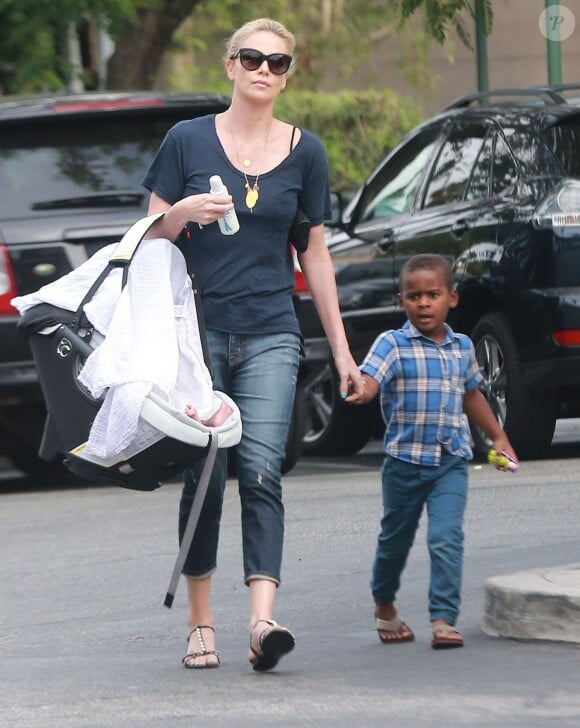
[224,18,296,76]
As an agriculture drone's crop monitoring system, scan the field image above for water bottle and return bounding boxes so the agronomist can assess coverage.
[209,175,239,235]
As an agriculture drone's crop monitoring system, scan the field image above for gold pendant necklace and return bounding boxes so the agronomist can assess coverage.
[245,184,259,210]
[229,118,273,212]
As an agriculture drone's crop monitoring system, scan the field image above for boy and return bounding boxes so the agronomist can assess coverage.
[347,253,518,648]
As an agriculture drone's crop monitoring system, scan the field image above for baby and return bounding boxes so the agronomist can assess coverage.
[185,400,233,427]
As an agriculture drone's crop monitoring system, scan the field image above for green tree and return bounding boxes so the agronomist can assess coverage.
[0,0,159,93]
[392,0,493,48]
[168,0,448,94]
[0,0,494,95]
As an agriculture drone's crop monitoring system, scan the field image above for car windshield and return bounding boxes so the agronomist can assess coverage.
[0,116,177,217]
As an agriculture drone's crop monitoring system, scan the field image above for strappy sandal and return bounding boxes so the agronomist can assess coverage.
[431,623,464,649]
[375,615,415,644]
[249,619,295,672]
[182,625,220,669]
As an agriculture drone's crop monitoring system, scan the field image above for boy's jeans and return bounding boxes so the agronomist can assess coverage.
[371,451,468,625]
[179,329,300,585]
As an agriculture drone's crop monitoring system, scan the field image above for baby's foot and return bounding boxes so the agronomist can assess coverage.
[185,404,200,421]
[204,402,233,427]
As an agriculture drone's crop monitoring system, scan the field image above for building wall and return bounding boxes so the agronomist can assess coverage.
[320,0,580,116]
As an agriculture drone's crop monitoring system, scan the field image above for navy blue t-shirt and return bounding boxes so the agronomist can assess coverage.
[141,114,331,335]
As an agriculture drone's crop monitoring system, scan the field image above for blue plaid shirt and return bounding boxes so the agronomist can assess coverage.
[360,321,483,465]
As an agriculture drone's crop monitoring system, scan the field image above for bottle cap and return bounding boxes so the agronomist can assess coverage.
[209,175,225,194]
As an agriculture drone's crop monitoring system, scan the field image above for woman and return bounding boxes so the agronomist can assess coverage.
[142,17,364,671]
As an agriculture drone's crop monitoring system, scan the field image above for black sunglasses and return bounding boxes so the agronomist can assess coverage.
[231,48,292,75]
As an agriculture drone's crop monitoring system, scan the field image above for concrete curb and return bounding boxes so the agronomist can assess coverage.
[482,563,580,643]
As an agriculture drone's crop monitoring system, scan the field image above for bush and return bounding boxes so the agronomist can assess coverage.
[276,88,423,192]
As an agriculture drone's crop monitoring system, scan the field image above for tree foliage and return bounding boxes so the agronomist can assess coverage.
[168,0,444,94]
[276,89,423,190]
[392,0,493,48]
[0,0,156,93]
[106,0,204,89]
[0,0,494,94]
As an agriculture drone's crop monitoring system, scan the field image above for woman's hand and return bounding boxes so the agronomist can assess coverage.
[333,350,366,402]
[176,192,235,228]
[147,190,235,237]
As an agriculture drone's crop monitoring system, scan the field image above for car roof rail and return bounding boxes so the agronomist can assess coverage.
[445,85,580,110]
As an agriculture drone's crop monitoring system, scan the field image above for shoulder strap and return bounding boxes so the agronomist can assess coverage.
[290,125,298,153]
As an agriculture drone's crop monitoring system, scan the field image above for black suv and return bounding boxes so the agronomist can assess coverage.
[0,92,236,477]
[296,85,580,460]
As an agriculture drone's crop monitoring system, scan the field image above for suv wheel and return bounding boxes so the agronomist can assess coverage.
[471,313,557,459]
[0,410,68,482]
[300,363,374,455]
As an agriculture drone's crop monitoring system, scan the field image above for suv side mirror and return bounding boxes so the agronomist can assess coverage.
[327,191,354,229]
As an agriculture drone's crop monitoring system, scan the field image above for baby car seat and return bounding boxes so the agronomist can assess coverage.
[14,214,242,606]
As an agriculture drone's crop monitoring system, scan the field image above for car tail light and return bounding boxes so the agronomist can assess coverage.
[533,179,580,228]
[552,330,580,347]
[294,269,309,293]
[292,248,309,293]
[0,245,18,314]
[52,98,164,113]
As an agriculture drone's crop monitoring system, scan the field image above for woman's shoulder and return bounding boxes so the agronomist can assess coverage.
[168,113,215,139]
[294,127,324,149]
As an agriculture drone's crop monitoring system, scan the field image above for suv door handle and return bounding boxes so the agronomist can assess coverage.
[377,231,395,252]
[451,220,468,238]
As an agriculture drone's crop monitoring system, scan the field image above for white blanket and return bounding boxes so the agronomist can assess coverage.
[12,238,216,458]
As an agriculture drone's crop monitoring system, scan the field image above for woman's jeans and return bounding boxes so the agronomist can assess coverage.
[179,329,300,585]
[371,452,468,625]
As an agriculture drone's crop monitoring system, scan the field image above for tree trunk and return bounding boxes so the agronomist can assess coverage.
[106,0,204,90]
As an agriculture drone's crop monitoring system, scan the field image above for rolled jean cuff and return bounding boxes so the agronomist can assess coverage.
[245,573,280,587]
[430,610,458,625]
[183,566,217,581]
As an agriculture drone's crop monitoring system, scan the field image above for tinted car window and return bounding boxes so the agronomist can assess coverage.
[543,116,580,178]
[423,122,487,208]
[465,133,493,200]
[359,125,441,222]
[503,126,563,177]
[0,116,180,217]
[492,134,518,194]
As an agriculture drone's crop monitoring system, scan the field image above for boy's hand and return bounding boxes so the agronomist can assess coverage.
[346,373,378,405]
[489,437,519,472]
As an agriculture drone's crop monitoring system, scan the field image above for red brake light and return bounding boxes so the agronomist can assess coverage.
[0,245,18,314]
[292,248,309,293]
[294,269,309,293]
[52,98,164,113]
[552,330,580,346]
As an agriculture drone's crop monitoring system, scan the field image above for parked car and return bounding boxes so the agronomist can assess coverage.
[295,84,580,460]
[0,91,304,478]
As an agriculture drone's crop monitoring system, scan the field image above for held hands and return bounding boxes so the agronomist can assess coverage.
[333,351,366,403]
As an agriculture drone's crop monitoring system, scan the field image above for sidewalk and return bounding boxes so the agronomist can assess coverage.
[482,563,580,643]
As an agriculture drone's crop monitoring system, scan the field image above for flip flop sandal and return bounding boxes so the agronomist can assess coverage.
[375,615,415,644]
[431,624,464,650]
[183,625,220,669]
[249,619,295,672]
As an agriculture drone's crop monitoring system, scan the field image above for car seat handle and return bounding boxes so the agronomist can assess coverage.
[109,212,166,266]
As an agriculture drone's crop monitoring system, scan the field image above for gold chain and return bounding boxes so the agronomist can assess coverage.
[229,119,273,212]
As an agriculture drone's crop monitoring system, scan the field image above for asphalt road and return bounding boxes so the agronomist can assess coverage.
[2,423,580,727]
